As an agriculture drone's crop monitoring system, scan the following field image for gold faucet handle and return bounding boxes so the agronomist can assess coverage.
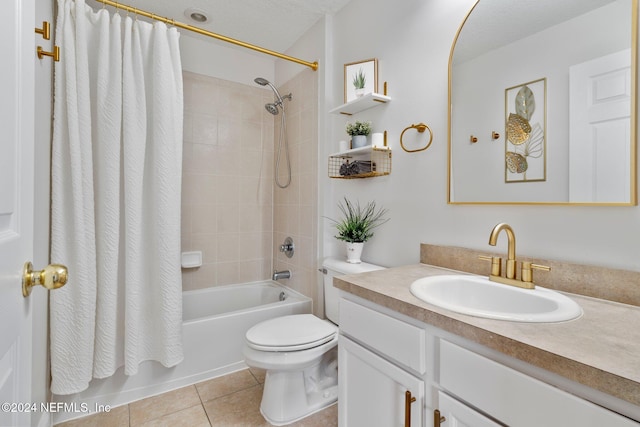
[521,262,550,283]
[478,255,502,277]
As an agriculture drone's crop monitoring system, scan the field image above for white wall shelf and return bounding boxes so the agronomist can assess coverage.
[329,93,391,116]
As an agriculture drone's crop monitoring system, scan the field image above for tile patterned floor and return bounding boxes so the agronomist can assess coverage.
[54,368,338,427]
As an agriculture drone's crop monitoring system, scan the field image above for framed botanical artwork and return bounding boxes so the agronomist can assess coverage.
[344,58,378,103]
[504,78,547,183]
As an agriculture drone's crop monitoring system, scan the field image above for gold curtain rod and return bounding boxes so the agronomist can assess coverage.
[95,0,319,71]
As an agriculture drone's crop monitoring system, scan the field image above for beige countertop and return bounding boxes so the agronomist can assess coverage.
[333,263,640,408]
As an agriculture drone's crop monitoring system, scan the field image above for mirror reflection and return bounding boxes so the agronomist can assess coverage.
[448,0,637,204]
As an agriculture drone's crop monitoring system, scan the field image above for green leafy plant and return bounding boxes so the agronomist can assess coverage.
[345,121,372,136]
[327,198,389,243]
[352,68,366,89]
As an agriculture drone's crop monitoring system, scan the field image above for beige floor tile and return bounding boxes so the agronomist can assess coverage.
[54,404,129,427]
[195,369,258,402]
[203,384,270,427]
[248,367,266,384]
[138,404,211,427]
[129,385,201,426]
[56,368,337,427]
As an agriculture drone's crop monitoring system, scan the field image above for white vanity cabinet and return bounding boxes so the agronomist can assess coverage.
[339,338,424,426]
[438,340,639,427]
[436,391,501,427]
[338,294,639,427]
[339,298,426,427]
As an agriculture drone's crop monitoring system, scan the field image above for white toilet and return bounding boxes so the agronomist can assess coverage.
[243,257,384,425]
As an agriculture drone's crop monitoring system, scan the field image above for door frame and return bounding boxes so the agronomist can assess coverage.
[33,0,55,425]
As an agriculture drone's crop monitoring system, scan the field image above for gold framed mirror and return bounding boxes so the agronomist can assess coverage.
[448,0,638,205]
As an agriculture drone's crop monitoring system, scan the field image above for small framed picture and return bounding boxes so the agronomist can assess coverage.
[344,58,378,103]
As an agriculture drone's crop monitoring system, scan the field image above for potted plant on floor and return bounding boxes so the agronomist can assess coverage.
[328,197,389,264]
[346,120,372,149]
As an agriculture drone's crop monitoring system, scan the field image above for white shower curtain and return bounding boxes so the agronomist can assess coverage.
[50,0,184,395]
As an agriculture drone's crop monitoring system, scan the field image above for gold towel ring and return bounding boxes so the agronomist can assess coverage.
[400,122,433,153]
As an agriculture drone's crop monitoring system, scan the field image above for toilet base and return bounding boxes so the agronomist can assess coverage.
[259,347,338,426]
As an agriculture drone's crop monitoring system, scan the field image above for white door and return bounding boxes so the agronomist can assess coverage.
[0,0,36,426]
[339,337,424,427]
[569,49,631,203]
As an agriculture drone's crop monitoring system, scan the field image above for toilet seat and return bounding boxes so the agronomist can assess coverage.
[246,314,337,352]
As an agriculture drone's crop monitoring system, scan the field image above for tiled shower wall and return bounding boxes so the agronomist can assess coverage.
[180,69,319,313]
[272,70,320,314]
[181,71,275,290]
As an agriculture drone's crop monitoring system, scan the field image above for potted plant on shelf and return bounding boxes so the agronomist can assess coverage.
[346,120,372,149]
[352,67,366,98]
[327,197,389,264]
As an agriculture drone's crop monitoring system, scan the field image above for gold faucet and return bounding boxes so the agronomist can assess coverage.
[488,223,517,280]
[480,223,550,289]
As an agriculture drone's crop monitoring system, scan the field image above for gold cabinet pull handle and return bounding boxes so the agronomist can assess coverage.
[404,390,417,427]
[22,262,68,297]
[434,409,446,427]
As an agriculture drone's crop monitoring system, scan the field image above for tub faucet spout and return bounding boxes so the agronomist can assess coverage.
[272,270,291,281]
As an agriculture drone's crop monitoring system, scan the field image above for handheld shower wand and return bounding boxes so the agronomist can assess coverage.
[254,77,283,102]
[254,77,292,115]
[254,77,292,188]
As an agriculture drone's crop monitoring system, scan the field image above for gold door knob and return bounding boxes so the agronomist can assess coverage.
[22,262,68,297]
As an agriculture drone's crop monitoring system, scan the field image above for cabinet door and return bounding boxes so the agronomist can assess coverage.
[437,391,501,427]
[339,336,424,427]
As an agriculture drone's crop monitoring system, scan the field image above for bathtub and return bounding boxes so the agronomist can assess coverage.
[53,281,312,424]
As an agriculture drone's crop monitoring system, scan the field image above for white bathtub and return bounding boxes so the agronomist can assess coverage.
[53,281,312,424]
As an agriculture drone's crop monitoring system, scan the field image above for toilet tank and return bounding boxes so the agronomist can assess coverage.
[322,257,385,324]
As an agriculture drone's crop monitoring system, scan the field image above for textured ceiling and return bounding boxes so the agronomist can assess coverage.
[87,0,352,53]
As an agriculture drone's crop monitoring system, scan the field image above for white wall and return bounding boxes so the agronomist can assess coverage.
[322,0,640,271]
[180,33,275,84]
[276,16,326,86]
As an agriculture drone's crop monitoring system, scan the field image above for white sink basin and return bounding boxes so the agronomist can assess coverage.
[410,275,582,323]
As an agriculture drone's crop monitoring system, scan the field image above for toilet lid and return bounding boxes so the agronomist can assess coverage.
[246,314,337,351]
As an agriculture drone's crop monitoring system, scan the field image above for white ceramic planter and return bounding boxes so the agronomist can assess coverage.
[351,135,368,148]
[346,242,364,264]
